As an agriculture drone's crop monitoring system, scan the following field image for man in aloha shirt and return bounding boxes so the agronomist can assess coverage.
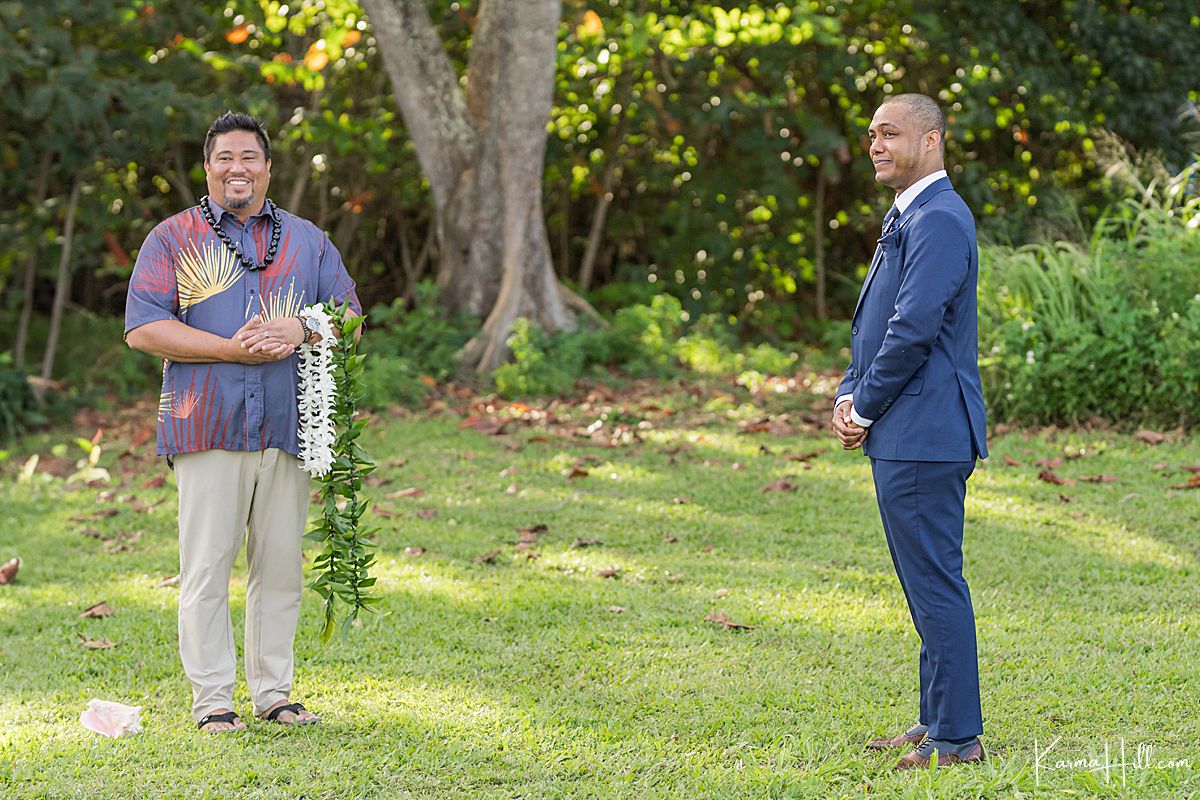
[124,112,360,733]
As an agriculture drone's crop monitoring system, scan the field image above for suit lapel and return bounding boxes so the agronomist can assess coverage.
[851,177,954,320]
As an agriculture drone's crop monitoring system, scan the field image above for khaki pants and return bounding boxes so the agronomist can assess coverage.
[173,448,310,722]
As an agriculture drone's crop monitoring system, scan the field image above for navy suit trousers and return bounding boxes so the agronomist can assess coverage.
[869,457,983,741]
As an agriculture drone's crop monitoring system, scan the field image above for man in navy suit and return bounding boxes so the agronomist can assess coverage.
[832,93,988,769]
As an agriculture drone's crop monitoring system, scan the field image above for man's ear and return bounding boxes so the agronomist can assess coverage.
[925,129,942,152]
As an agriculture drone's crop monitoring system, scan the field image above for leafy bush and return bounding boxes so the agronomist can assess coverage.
[0,355,45,442]
[359,283,477,407]
[494,317,586,398]
[979,163,1200,427]
[492,296,802,399]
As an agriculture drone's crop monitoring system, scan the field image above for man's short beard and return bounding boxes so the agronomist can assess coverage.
[222,193,253,210]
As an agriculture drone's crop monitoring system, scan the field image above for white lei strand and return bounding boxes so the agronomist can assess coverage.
[297,304,337,477]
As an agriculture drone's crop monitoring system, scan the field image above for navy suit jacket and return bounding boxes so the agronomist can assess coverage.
[837,177,988,461]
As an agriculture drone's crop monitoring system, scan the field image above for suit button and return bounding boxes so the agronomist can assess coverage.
[851,325,858,335]
[851,368,859,378]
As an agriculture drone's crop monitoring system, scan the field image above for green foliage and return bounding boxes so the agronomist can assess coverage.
[359,284,477,407]
[979,163,1200,426]
[601,294,685,378]
[494,296,800,398]
[305,304,379,641]
[494,317,586,398]
[0,355,43,442]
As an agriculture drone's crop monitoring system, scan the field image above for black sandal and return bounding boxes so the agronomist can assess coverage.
[197,711,244,733]
[265,702,319,725]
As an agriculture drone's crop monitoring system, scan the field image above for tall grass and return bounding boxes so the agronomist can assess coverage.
[979,161,1200,427]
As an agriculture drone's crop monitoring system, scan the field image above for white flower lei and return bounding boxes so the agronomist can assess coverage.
[297,303,337,477]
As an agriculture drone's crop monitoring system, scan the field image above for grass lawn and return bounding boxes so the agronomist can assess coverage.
[0,380,1198,799]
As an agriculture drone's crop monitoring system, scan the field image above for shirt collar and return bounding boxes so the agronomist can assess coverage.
[206,197,280,225]
[894,170,948,213]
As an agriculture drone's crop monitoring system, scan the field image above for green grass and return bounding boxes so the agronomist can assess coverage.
[1,384,1198,799]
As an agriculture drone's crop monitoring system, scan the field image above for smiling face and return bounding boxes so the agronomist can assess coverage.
[867,101,943,195]
[204,130,271,220]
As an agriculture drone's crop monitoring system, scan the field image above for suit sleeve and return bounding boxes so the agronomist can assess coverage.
[852,210,970,422]
[835,363,856,405]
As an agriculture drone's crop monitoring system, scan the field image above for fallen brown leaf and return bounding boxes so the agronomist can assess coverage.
[459,417,506,436]
[1080,475,1118,483]
[1038,470,1076,487]
[505,483,519,494]
[518,532,539,544]
[704,611,754,630]
[77,633,118,650]
[1134,429,1168,445]
[597,567,621,578]
[571,538,601,548]
[513,541,536,552]
[80,601,114,618]
[1034,457,1063,469]
[1058,494,1072,503]
[374,507,400,519]
[607,605,626,613]
[70,509,119,522]
[474,550,502,564]
[567,466,589,480]
[671,496,690,504]
[1002,455,1022,467]
[416,508,438,520]
[789,450,822,462]
[404,546,426,557]
[714,588,731,597]
[155,575,179,588]
[0,557,20,585]
[662,534,678,543]
[140,476,166,489]
[517,523,549,534]
[385,487,424,499]
[760,479,797,493]
[1169,473,1200,490]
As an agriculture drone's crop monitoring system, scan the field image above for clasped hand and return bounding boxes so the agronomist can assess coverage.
[831,399,868,450]
[232,314,303,363]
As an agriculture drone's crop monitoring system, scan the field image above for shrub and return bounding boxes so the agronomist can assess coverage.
[359,283,477,408]
[978,162,1200,427]
[494,317,586,398]
[0,355,44,442]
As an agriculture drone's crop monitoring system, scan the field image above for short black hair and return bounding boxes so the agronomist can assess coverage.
[204,112,271,162]
[883,93,947,150]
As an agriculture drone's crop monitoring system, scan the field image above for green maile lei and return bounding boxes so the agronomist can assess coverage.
[297,300,380,641]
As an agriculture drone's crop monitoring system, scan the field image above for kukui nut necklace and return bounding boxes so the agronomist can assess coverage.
[199,195,281,271]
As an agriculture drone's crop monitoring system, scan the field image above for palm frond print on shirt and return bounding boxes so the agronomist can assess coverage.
[176,240,241,310]
[258,276,305,321]
[162,368,231,452]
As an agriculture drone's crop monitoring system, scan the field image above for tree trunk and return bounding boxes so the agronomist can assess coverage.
[813,166,827,320]
[14,151,53,369]
[362,0,588,372]
[578,165,617,293]
[41,177,83,382]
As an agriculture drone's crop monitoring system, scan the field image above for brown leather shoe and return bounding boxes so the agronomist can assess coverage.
[866,725,927,751]
[893,741,985,770]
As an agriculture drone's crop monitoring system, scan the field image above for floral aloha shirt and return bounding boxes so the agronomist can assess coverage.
[123,198,360,458]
